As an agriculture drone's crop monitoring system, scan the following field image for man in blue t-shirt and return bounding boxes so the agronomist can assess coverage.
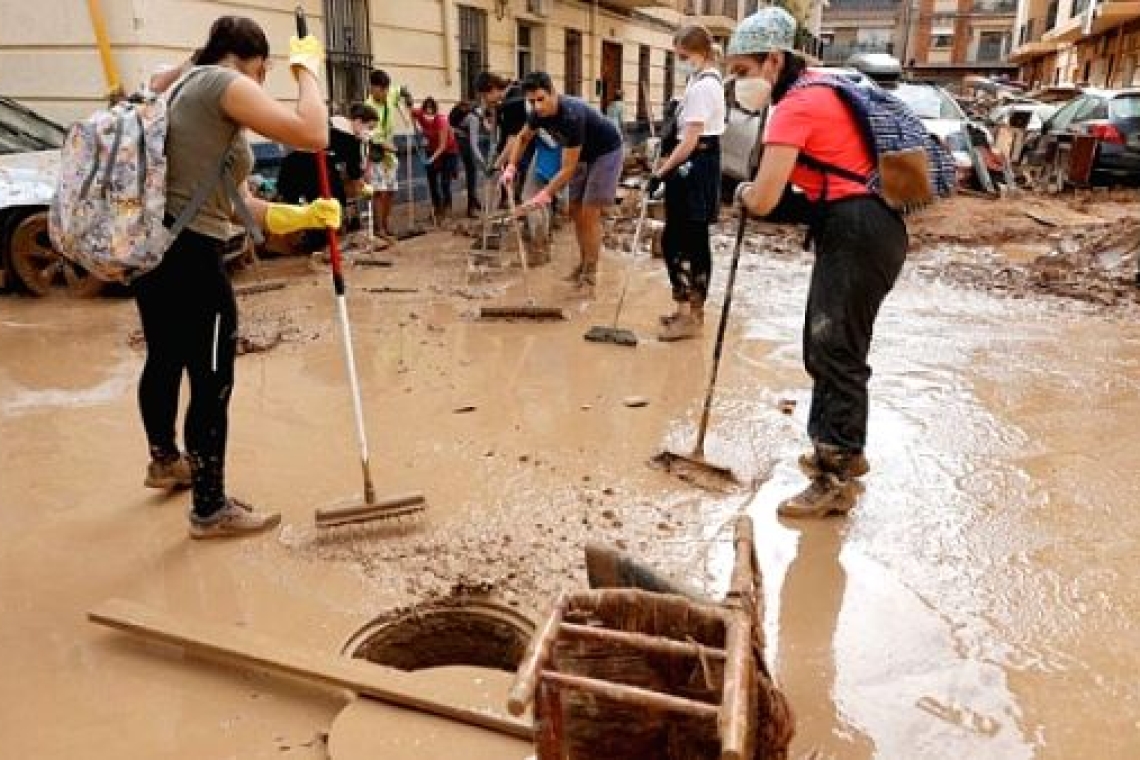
[502,71,623,290]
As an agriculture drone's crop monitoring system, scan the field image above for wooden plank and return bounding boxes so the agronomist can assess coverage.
[88,598,533,741]
[542,670,720,720]
[557,622,726,661]
[507,592,566,717]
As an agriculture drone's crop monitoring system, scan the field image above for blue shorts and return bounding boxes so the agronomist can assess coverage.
[568,147,622,206]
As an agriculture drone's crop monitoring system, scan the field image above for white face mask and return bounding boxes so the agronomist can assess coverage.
[735,76,773,113]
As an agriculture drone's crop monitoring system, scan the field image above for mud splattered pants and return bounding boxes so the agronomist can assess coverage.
[804,196,906,453]
[134,228,237,519]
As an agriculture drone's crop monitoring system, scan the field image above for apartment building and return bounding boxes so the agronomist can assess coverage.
[0,0,702,131]
[820,0,903,65]
[899,0,1018,80]
[1010,0,1140,87]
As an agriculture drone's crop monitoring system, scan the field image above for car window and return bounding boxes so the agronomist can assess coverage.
[0,98,66,154]
[1110,95,1140,119]
[1071,96,1108,122]
[892,84,963,120]
[1047,96,1087,130]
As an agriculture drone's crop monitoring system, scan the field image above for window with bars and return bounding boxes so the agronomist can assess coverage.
[638,45,650,121]
[458,5,487,101]
[323,0,373,114]
[565,29,583,96]
[663,51,675,107]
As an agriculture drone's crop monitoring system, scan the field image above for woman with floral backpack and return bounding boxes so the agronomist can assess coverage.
[139,16,341,538]
[727,7,910,519]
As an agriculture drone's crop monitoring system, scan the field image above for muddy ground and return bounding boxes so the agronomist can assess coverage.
[2,190,1139,758]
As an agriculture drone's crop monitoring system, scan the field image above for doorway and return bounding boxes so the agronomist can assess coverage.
[601,41,622,111]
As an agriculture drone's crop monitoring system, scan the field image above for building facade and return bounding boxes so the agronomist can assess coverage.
[1010,0,1140,87]
[820,0,903,65]
[0,0,701,130]
[900,0,1019,80]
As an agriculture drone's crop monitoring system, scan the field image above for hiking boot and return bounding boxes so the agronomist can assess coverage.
[798,449,870,480]
[563,263,584,283]
[658,313,701,342]
[189,497,281,540]
[777,474,859,519]
[144,455,191,489]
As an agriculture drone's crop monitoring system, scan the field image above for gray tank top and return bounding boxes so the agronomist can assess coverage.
[164,66,254,241]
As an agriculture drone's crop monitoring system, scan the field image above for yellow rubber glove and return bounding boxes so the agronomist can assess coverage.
[265,199,342,235]
[289,35,324,82]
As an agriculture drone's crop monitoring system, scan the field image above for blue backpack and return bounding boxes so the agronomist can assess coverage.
[789,75,957,213]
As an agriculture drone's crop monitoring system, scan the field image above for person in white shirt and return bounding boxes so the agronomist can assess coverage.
[648,24,726,341]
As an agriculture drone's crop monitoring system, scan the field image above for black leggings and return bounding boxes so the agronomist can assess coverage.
[804,196,907,453]
[134,227,236,517]
[662,217,712,304]
[426,153,457,212]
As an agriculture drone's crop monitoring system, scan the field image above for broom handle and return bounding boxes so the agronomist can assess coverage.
[297,6,376,503]
[613,139,662,328]
[693,207,748,454]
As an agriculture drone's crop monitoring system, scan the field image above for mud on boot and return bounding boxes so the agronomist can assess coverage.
[658,313,701,342]
[562,263,584,283]
[778,473,860,519]
[798,446,870,480]
[189,497,281,540]
[144,451,191,490]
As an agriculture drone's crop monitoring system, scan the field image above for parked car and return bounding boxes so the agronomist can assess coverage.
[720,67,874,184]
[0,97,105,297]
[881,82,978,179]
[1022,88,1140,185]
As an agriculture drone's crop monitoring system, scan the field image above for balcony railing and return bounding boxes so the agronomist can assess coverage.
[971,0,1017,12]
[820,41,895,63]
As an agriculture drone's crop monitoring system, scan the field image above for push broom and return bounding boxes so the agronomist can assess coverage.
[652,205,749,487]
[294,7,426,527]
[477,189,565,321]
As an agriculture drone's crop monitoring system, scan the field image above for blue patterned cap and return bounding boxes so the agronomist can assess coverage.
[726,7,797,56]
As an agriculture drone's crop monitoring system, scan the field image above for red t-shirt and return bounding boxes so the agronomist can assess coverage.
[413,110,458,155]
[764,79,875,202]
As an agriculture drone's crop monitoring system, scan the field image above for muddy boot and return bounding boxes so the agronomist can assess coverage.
[562,262,584,283]
[658,313,701,342]
[659,301,688,326]
[144,447,191,489]
[777,473,858,519]
[186,453,280,539]
[799,444,870,480]
[189,497,281,540]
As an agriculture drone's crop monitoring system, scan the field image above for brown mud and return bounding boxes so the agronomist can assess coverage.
[3,192,1140,758]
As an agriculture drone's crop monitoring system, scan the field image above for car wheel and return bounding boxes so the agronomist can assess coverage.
[8,211,104,298]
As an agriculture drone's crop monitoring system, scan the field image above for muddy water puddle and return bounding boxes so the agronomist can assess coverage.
[3,226,1140,758]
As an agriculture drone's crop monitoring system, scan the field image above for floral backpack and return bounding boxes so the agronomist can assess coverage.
[49,70,258,284]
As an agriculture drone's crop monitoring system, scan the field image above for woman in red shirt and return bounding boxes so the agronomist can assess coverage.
[727,8,908,519]
[413,96,459,219]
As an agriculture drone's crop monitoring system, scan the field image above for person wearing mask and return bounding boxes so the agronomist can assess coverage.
[647,24,726,341]
[727,7,908,518]
[412,96,460,220]
[365,69,408,239]
[141,16,340,538]
[506,71,624,290]
[449,99,486,217]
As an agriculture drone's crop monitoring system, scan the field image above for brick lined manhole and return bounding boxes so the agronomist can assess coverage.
[343,596,535,672]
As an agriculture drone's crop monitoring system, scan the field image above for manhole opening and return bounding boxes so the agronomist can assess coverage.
[344,596,535,673]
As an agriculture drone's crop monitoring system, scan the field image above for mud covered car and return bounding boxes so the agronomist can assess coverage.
[0,97,103,297]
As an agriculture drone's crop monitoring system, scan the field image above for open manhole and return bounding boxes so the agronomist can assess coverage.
[343,595,535,672]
